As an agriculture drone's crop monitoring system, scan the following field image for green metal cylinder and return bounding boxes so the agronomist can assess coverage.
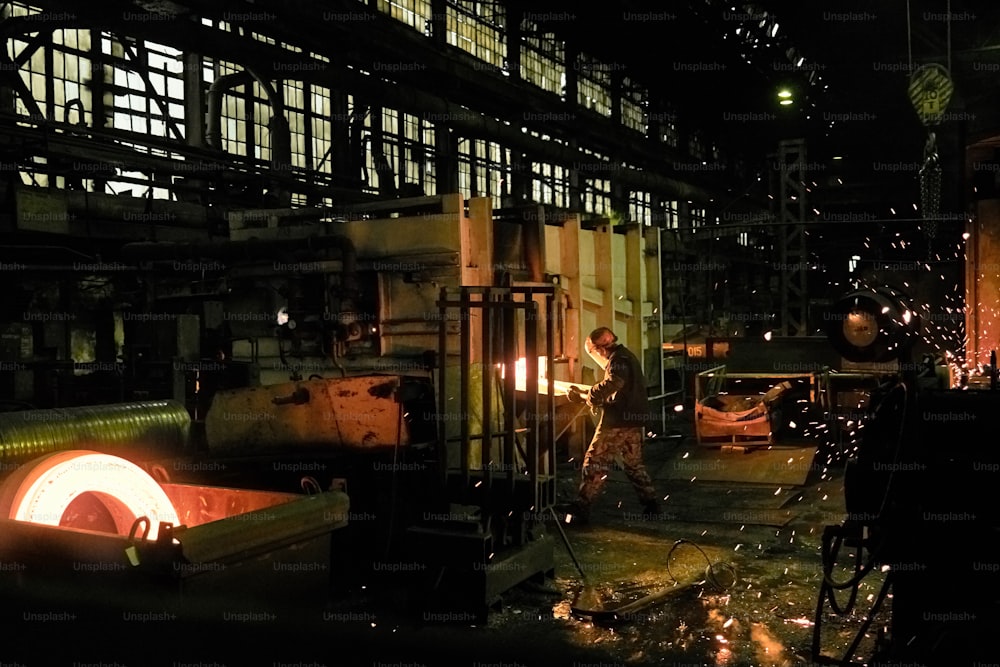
[0,401,190,465]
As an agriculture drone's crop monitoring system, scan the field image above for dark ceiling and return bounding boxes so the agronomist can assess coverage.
[510,0,1000,191]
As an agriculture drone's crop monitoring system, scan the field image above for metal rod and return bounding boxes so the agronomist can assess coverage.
[510,291,521,496]
[460,289,471,499]
[438,286,449,489]
[525,295,539,506]
[545,290,556,508]
[482,288,493,492]
[657,226,668,432]
[502,288,517,504]
[547,505,589,584]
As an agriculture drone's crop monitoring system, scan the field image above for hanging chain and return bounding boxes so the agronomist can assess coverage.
[920,131,942,253]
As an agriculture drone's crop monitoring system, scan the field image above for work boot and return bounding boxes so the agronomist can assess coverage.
[641,500,661,520]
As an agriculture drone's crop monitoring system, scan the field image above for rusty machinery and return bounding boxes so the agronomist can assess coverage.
[0,221,574,624]
[813,288,1000,666]
[404,284,561,617]
[0,403,349,626]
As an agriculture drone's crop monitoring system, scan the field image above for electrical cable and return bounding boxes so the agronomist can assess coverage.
[812,380,909,663]
[665,539,736,592]
[665,538,711,583]
[838,571,894,667]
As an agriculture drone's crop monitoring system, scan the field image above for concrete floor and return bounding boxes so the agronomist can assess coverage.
[477,432,882,667]
[3,421,890,666]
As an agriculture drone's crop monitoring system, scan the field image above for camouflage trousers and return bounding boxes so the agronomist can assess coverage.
[577,425,658,508]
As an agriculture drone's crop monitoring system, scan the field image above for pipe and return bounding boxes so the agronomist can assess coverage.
[247,69,292,207]
[0,400,190,466]
[204,65,290,155]
[205,71,254,150]
[204,67,291,205]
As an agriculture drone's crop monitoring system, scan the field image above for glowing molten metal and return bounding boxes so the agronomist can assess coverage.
[5,450,180,540]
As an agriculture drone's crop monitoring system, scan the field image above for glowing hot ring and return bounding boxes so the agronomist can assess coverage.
[6,450,179,540]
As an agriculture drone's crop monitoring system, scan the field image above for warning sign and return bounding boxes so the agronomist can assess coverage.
[908,63,954,126]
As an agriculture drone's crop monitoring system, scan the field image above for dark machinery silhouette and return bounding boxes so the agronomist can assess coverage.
[814,286,999,667]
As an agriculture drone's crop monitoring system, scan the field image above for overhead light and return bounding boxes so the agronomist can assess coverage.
[778,89,793,99]
[832,156,843,160]
[779,99,794,106]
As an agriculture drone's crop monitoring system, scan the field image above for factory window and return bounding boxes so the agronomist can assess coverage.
[402,112,436,195]
[377,0,433,34]
[4,7,127,136]
[362,107,396,194]
[209,62,308,176]
[583,178,611,216]
[100,37,188,199]
[252,82,278,164]
[459,138,510,201]
[102,36,186,144]
[738,231,749,246]
[531,160,568,207]
[351,100,377,195]
[457,140,472,199]
[663,201,680,229]
[50,29,94,128]
[690,207,706,228]
[629,191,652,225]
[849,255,860,273]
[576,53,612,117]
[5,4,47,124]
[283,81,308,170]
[310,85,334,175]
[369,108,436,196]
[213,60,249,158]
[656,107,680,148]
[620,76,647,133]
[446,0,506,70]
[520,20,565,96]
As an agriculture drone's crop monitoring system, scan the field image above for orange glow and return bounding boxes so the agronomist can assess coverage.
[514,356,548,390]
[499,356,587,397]
[8,450,180,540]
[784,617,814,627]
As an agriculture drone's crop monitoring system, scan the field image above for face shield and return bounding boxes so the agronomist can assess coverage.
[586,340,610,370]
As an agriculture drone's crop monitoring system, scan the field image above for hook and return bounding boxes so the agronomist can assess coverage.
[124,516,151,567]
[301,476,321,495]
[128,516,151,541]
[149,464,171,484]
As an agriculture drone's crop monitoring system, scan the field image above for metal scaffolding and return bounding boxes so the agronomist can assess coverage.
[776,138,809,337]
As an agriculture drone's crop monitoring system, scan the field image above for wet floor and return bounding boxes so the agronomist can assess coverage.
[468,432,889,667]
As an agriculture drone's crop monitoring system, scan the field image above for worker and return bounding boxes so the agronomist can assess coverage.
[560,327,660,524]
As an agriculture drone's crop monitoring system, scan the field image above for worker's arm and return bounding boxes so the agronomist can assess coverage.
[587,354,627,407]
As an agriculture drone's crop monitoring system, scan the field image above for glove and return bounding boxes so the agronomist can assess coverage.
[566,386,585,404]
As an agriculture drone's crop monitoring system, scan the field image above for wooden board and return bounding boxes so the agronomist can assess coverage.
[652,444,817,487]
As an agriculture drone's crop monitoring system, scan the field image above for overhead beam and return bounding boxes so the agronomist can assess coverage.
[12,0,767,210]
